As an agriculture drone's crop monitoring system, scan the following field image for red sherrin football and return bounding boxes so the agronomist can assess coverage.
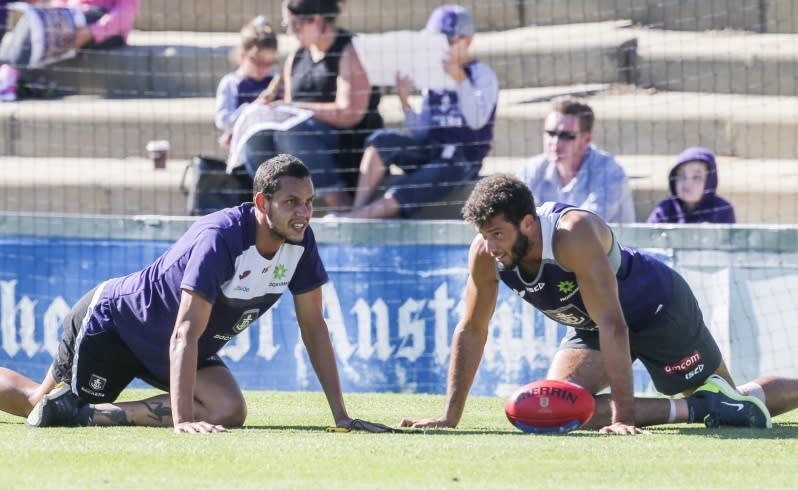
[504,379,595,434]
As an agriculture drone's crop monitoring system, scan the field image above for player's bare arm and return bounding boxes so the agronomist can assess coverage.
[295,287,395,433]
[170,289,225,434]
[402,236,498,428]
[294,287,351,426]
[553,211,642,434]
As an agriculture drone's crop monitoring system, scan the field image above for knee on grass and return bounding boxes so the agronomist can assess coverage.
[203,399,247,427]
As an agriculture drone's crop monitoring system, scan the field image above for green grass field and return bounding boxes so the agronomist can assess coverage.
[2,389,797,489]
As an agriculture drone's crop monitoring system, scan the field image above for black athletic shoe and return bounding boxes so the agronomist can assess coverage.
[691,375,771,428]
[26,382,92,428]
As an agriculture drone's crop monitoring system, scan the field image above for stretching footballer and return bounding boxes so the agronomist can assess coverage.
[401,175,798,434]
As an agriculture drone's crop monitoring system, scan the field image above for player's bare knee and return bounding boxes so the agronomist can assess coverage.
[208,399,247,427]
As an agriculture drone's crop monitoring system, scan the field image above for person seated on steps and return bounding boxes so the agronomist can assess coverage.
[339,4,498,220]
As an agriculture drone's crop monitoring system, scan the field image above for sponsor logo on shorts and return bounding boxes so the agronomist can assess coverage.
[89,374,107,392]
[664,350,702,375]
[684,364,705,380]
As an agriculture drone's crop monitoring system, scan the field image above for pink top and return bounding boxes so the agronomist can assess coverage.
[48,0,139,43]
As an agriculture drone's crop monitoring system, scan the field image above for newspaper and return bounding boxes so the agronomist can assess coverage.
[226,104,314,173]
[351,30,455,90]
[9,2,87,69]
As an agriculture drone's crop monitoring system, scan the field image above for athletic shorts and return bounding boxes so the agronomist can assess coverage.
[51,284,227,403]
[559,268,722,396]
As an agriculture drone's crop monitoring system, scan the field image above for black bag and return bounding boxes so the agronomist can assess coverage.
[180,155,253,216]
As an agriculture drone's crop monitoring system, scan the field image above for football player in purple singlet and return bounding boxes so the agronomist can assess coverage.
[401,174,798,434]
[0,154,393,434]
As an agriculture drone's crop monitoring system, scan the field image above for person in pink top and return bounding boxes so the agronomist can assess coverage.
[0,0,139,101]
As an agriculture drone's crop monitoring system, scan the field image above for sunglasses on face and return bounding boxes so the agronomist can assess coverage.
[281,16,313,33]
[544,130,579,141]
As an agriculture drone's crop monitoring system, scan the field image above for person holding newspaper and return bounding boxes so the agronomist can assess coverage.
[0,0,138,101]
[341,5,498,219]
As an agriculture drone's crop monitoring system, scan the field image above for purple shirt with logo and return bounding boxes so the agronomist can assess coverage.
[89,203,327,382]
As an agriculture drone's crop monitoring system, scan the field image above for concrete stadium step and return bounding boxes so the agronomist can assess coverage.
[28,22,635,97]
[27,31,239,99]
[3,154,794,223]
[2,86,798,161]
[635,27,798,96]
[132,0,528,33]
[133,0,798,34]
[0,156,187,215]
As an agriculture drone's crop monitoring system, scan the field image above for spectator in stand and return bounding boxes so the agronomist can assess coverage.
[0,1,10,40]
[278,0,382,211]
[0,0,139,101]
[647,146,736,224]
[517,96,635,223]
[341,4,498,220]
[215,16,282,177]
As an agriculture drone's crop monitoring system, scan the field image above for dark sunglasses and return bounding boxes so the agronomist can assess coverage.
[544,130,579,141]
[281,16,313,33]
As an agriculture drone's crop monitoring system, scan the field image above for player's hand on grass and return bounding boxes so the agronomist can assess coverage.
[173,421,227,434]
[599,421,650,435]
[335,418,400,433]
[399,417,455,429]
[348,418,399,433]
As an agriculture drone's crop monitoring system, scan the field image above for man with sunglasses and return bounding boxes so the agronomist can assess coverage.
[517,96,635,223]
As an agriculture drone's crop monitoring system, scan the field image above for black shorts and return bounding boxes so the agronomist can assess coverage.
[52,284,227,403]
[559,268,722,396]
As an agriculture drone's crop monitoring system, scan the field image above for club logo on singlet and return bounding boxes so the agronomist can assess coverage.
[542,304,592,328]
[232,309,260,334]
[89,374,107,392]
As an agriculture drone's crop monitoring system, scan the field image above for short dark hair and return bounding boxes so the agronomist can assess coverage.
[551,96,594,133]
[284,0,340,19]
[253,154,312,199]
[462,175,536,228]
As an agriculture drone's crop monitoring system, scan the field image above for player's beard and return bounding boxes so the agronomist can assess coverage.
[267,206,304,245]
[496,230,530,271]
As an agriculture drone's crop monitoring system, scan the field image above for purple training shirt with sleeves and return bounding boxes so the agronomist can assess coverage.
[92,203,327,383]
